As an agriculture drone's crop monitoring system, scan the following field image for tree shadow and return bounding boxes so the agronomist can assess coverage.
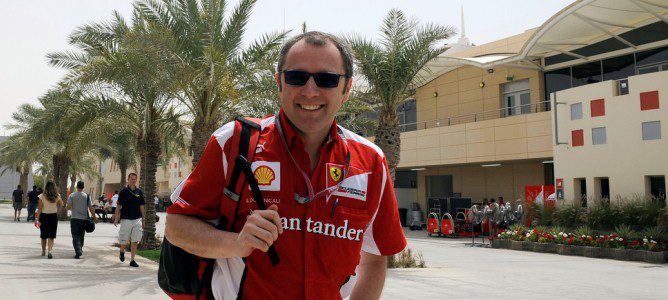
[0,245,162,296]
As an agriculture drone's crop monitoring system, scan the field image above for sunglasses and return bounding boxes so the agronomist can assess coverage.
[281,70,350,88]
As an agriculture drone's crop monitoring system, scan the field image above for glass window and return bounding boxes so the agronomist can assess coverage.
[635,46,668,67]
[642,121,662,140]
[602,54,635,81]
[397,99,417,132]
[638,65,660,74]
[592,127,606,145]
[572,61,602,87]
[570,103,582,120]
[502,80,531,117]
[544,67,571,100]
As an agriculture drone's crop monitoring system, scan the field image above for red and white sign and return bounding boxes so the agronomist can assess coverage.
[556,178,563,189]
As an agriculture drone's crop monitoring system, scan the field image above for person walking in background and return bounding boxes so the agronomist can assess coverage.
[27,185,40,222]
[110,190,118,215]
[67,181,98,259]
[34,182,63,259]
[12,185,24,222]
[113,173,145,268]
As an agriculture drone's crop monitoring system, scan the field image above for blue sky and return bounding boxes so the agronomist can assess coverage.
[0,0,574,133]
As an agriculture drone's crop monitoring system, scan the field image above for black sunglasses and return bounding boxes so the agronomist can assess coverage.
[281,70,350,88]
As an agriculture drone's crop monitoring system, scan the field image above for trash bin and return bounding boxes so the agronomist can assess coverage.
[398,208,408,227]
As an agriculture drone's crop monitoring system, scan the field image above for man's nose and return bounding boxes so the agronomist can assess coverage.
[300,77,320,98]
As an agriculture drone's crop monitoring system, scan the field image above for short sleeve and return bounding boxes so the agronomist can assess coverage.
[167,134,228,220]
[67,195,73,205]
[361,157,407,256]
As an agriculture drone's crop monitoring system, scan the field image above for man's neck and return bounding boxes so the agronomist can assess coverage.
[128,185,136,190]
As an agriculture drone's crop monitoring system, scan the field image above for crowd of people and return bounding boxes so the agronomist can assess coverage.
[7,174,148,267]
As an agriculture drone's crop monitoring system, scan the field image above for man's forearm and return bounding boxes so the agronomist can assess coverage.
[350,252,388,300]
[165,214,240,259]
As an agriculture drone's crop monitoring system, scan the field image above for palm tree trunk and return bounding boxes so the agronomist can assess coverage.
[375,106,401,181]
[190,119,218,170]
[139,130,160,249]
[69,173,76,193]
[97,158,104,197]
[53,153,71,219]
[119,160,128,188]
[20,165,29,207]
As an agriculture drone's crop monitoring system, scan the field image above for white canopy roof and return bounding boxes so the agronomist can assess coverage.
[414,0,668,88]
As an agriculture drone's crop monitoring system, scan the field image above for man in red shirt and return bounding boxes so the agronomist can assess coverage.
[166,31,406,299]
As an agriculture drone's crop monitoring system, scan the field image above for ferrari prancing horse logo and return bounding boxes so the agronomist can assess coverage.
[329,166,342,182]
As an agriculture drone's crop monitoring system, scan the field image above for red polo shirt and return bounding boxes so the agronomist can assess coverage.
[168,110,406,299]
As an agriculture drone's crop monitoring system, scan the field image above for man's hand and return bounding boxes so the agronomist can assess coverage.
[93,216,99,224]
[113,218,119,227]
[142,221,145,230]
[233,205,283,257]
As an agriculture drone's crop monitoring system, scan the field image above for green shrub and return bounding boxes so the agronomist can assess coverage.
[574,225,593,238]
[613,225,636,240]
[554,203,585,228]
[640,226,667,240]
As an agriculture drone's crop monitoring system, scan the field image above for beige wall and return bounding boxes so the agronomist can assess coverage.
[553,71,668,204]
[90,156,191,199]
[416,65,544,129]
[399,111,553,168]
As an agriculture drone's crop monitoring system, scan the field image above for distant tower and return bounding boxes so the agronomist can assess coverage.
[457,5,471,46]
[444,5,473,54]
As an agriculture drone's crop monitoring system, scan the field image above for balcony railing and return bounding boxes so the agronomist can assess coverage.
[398,100,551,132]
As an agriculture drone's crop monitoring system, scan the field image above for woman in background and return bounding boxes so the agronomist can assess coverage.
[34,181,64,259]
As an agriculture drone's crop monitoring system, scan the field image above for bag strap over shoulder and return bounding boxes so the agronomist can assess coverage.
[199,116,262,300]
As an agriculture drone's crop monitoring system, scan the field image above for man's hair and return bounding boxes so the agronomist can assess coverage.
[114,190,118,194]
[276,31,354,92]
[17,185,21,189]
[76,181,85,189]
[128,173,137,179]
[32,185,37,190]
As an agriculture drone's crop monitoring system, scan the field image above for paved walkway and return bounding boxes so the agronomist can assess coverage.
[0,203,666,299]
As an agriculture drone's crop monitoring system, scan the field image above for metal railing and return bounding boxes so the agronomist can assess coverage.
[398,100,552,132]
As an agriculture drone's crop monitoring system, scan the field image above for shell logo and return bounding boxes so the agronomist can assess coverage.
[254,166,276,185]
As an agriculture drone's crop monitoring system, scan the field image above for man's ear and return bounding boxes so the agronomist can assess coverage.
[275,73,282,92]
[341,77,353,102]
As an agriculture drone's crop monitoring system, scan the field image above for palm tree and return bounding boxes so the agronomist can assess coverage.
[346,9,455,179]
[48,9,187,247]
[6,88,104,218]
[135,0,287,168]
[0,133,37,206]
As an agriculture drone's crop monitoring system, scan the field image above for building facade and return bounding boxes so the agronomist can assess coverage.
[396,0,668,219]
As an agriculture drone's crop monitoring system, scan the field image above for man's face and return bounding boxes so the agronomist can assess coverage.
[276,40,352,139]
[128,175,137,187]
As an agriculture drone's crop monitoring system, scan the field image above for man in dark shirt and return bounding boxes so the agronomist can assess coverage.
[113,173,145,267]
[27,185,40,222]
[12,185,24,222]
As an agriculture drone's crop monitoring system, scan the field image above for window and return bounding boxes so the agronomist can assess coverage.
[636,46,668,69]
[397,99,417,132]
[595,177,610,201]
[592,127,606,145]
[646,176,666,202]
[572,129,584,147]
[602,54,635,81]
[591,99,605,117]
[574,178,587,207]
[640,91,660,111]
[572,61,602,87]
[502,80,531,117]
[642,121,662,140]
[570,103,582,120]
[544,67,571,100]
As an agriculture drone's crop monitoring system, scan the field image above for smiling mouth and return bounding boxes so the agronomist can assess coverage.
[297,104,325,111]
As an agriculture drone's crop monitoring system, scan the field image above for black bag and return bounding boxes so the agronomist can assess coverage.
[85,195,95,233]
[84,218,95,233]
[158,117,261,300]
